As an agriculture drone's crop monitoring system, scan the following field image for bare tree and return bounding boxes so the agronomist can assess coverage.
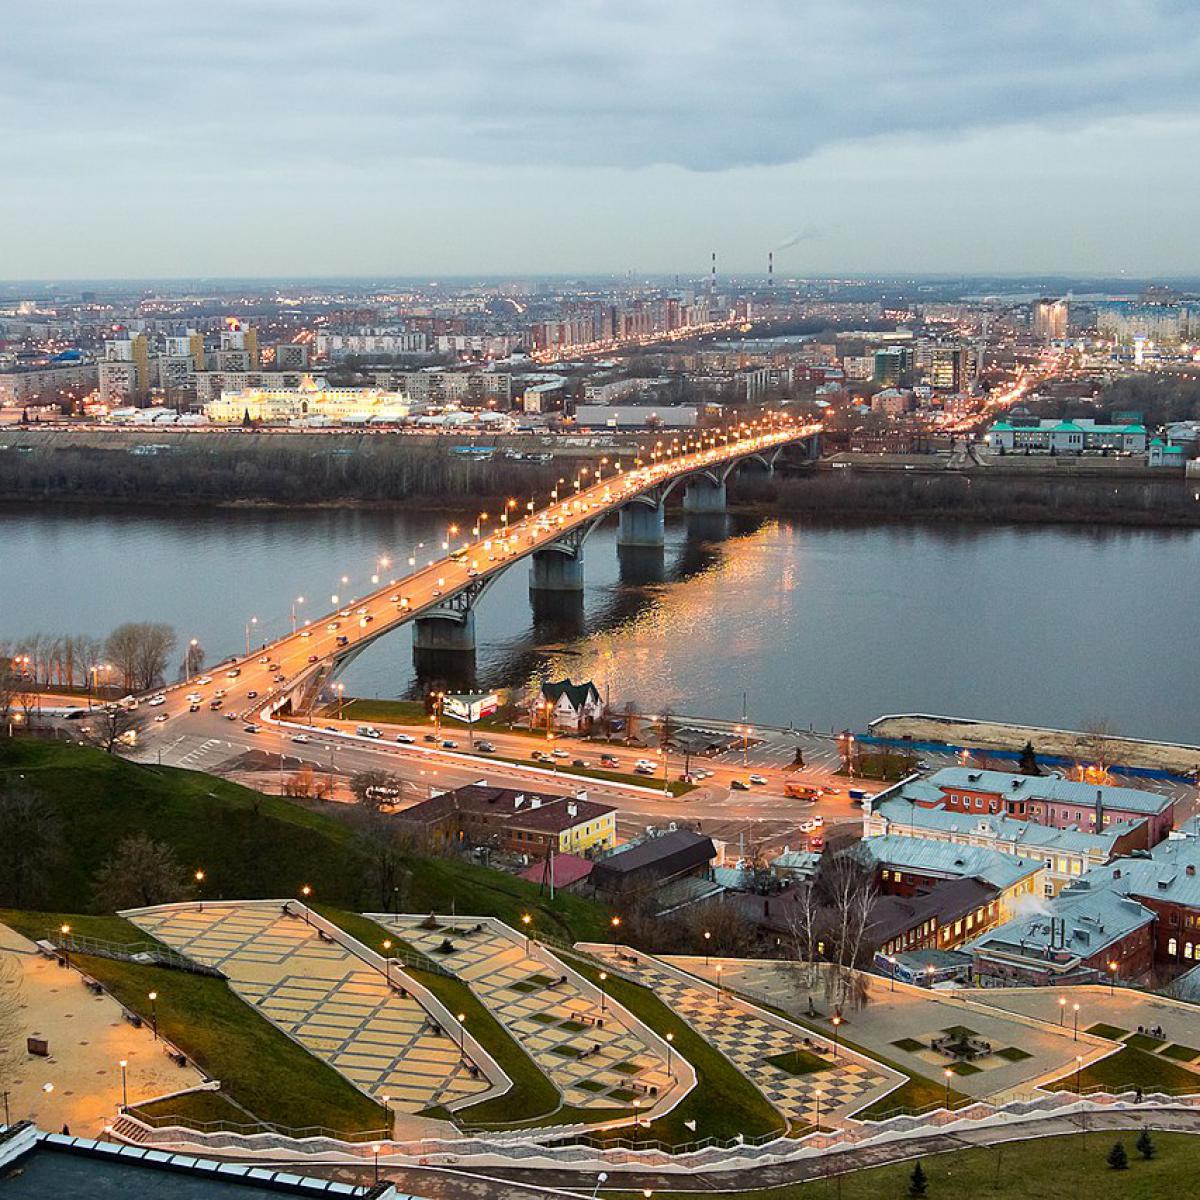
[104,622,176,692]
[0,779,63,908]
[0,658,17,731]
[92,834,194,910]
[1074,720,1124,784]
[82,705,147,754]
[0,954,24,1104]
[812,851,877,1010]
[349,769,403,811]
[181,639,206,680]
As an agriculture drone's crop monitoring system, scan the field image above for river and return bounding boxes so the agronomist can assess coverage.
[3,505,1197,742]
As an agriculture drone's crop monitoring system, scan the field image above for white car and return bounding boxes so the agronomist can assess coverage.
[148,696,165,707]
[635,758,657,772]
[749,773,768,786]
[153,713,169,723]
[291,734,310,744]
[258,655,269,664]
[300,630,311,638]
[394,733,416,744]
[196,675,212,685]
[799,816,824,833]
[552,748,569,758]
[185,693,202,704]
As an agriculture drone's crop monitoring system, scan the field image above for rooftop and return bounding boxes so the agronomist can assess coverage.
[926,767,1174,816]
[396,783,615,835]
[856,834,1042,891]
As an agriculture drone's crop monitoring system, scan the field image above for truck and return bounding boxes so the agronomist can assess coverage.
[783,782,820,800]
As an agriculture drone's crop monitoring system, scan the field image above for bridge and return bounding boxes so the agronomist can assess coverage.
[149,418,820,726]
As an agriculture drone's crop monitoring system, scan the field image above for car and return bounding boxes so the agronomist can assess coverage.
[678,772,698,783]
[153,713,169,723]
[356,725,382,739]
[244,723,260,734]
[441,739,457,749]
[247,690,259,699]
[749,773,768,786]
[300,630,311,638]
[327,623,339,632]
[268,662,280,671]
[336,635,349,646]
[356,606,368,615]
[634,758,656,771]
[258,655,269,664]
[389,595,400,603]
[196,675,212,685]
[394,733,416,744]
[476,740,495,752]
[224,711,238,721]
[189,702,200,712]
[572,758,589,767]
[274,673,285,682]
[431,588,442,597]
[291,734,310,744]
[634,764,656,776]
[423,733,439,743]
[361,614,373,623]
[808,834,825,851]
[730,778,751,790]
[532,750,553,763]
[600,754,620,767]
[148,695,165,707]
[552,748,569,758]
[185,692,202,703]
[213,689,226,698]
[209,700,223,710]
[694,767,714,779]
[799,816,825,833]
[226,668,240,678]
[307,654,318,663]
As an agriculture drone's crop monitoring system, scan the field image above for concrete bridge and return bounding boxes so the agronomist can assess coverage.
[152,419,819,723]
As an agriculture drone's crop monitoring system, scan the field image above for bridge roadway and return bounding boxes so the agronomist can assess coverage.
[137,419,819,739]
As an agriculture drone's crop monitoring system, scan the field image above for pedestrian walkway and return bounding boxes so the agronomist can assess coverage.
[129,904,488,1115]
[588,946,894,1125]
[377,916,674,1113]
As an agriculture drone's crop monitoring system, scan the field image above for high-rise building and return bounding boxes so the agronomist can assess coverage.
[927,341,970,392]
[1032,298,1068,342]
[873,346,914,385]
[99,332,150,404]
[273,343,310,370]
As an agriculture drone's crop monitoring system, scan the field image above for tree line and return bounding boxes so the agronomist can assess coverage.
[2,622,186,699]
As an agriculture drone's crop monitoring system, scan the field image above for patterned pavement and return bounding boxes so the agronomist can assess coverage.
[129,904,489,1114]
[589,946,886,1125]
[378,916,674,1113]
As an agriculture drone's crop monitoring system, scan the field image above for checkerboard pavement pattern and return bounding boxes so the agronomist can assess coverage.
[379,917,673,1111]
[130,904,489,1113]
[590,947,885,1125]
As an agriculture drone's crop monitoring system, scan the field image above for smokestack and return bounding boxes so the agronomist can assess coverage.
[769,251,774,287]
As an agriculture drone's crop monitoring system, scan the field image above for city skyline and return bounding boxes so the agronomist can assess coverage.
[3,1,1200,279]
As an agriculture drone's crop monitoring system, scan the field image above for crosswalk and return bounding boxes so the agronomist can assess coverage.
[165,736,229,770]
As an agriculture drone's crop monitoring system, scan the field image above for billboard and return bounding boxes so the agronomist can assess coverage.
[444,692,499,724]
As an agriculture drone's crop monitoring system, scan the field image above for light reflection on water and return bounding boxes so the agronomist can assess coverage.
[2,506,1198,740]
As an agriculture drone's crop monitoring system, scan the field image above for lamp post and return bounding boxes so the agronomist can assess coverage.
[1073,1002,1080,1041]
[1075,1054,1083,1094]
[336,682,345,720]
[195,869,205,912]
[715,964,723,1003]
[148,990,158,1040]
[456,1012,467,1058]
[944,1068,952,1109]
[610,915,622,936]
[521,912,532,954]
[300,884,313,925]
[704,929,711,967]
[591,1172,608,1199]
[59,924,71,971]
[372,1143,380,1185]
[291,596,304,632]
[244,616,258,656]
[665,1031,674,1078]
[1108,960,1118,996]
[1058,996,1067,1025]
[831,1014,842,1057]
[814,1087,822,1130]
[119,1059,128,1109]
[888,954,897,991]
[599,971,608,1013]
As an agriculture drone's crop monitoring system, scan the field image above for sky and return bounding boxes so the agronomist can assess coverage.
[2,0,1199,280]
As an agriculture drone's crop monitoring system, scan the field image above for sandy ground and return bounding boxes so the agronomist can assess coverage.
[0,923,205,1136]
[870,715,1200,775]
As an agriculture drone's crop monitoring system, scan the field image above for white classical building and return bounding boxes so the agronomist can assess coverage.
[204,375,415,425]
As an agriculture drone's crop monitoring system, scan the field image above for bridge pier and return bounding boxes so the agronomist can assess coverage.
[682,475,727,514]
[618,544,667,585]
[529,548,584,593]
[617,502,665,549]
[412,611,476,653]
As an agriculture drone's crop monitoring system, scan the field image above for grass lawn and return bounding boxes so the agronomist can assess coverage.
[949,1061,982,1076]
[1159,1043,1200,1062]
[1086,1022,1130,1041]
[1125,1032,1168,1050]
[1047,1044,1200,1094]
[70,952,386,1135]
[891,1037,925,1053]
[623,1131,1200,1200]
[565,956,786,1143]
[0,908,146,945]
[483,750,695,797]
[942,1024,979,1039]
[766,1048,830,1076]
[835,752,918,782]
[132,1089,256,1128]
[995,1046,1033,1062]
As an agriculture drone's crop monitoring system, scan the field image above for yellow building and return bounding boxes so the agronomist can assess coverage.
[204,374,413,424]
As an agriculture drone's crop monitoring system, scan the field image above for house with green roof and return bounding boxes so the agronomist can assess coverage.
[540,677,603,731]
[986,417,1147,454]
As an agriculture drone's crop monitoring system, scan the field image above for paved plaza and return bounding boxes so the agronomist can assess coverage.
[376,916,674,1113]
[681,957,1113,1100]
[588,947,898,1125]
[0,922,206,1137]
[129,904,489,1116]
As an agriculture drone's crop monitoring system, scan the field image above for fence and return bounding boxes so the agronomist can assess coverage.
[48,930,225,978]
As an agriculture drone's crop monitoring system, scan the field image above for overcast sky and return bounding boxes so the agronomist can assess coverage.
[2,1,1199,280]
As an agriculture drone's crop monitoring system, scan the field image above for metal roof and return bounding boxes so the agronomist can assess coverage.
[926,767,1173,815]
[857,834,1042,891]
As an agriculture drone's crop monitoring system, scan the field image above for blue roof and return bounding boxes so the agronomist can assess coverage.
[857,834,1042,891]
[926,767,1173,816]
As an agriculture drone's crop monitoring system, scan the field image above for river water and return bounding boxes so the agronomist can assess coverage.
[2,505,1197,742]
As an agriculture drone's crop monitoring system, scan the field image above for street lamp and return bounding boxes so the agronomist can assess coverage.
[715,964,723,1003]
[1058,996,1067,1025]
[372,1143,380,1185]
[1108,960,1118,996]
[300,884,313,925]
[291,596,305,632]
[1073,1002,1080,1041]
[336,682,345,720]
[887,954,898,991]
[943,1068,952,1108]
[1075,1054,1084,1094]
[704,929,712,967]
[148,990,158,1040]
[814,1087,822,1129]
[456,1012,467,1057]
[195,869,205,912]
[244,616,258,656]
[665,1031,674,1077]
[59,924,71,971]
[831,1014,842,1057]
[521,912,532,954]
[119,1059,128,1109]
[598,971,608,1013]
